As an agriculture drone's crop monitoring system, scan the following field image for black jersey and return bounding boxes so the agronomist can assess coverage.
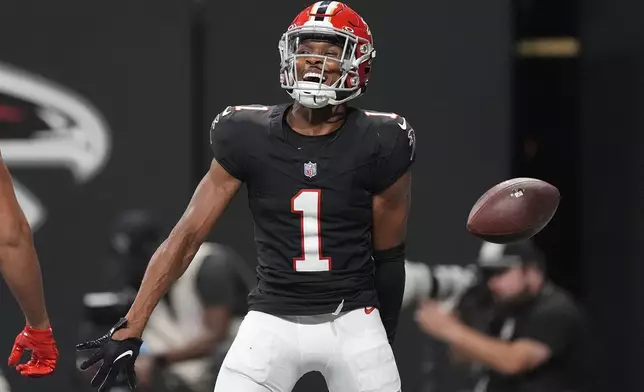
[210,104,416,315]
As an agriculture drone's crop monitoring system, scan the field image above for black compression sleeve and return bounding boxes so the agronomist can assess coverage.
[373,243,406,344]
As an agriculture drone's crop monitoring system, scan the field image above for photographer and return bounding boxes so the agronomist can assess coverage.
[415,240,587,392]
[136,241,250,392]
[77,210,250,392]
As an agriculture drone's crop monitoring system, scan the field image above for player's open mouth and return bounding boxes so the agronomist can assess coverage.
[302,72,327,83]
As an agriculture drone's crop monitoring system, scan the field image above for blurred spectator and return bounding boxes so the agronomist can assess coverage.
[108,210,163,301]
[137,242,250,392]
[76,209,164,391]
[415,240,588,392]
[76,210,251,392]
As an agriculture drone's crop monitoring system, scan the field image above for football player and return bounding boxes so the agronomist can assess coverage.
[77,2,414,391]
[0,152,58,377]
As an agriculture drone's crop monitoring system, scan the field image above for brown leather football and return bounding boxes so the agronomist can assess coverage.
[466,178,560,244]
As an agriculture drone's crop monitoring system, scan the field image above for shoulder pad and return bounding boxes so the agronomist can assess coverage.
[361,109,417,193]
[362,110,415,155]
[211,104,272,130]
[209,105,275,181]
[362,110,406,127]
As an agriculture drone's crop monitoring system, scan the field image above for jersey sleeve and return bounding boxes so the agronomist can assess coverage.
[209,106,246,181]
[371,116,417,194]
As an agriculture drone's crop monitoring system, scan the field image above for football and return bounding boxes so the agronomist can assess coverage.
[466,178,560,244]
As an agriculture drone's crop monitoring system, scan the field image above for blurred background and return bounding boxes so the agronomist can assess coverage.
[0,0,640,391]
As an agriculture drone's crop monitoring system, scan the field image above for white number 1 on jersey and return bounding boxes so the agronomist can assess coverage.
[291,189,332,272]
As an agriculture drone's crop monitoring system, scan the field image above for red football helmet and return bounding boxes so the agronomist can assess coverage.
[278,1,376,108]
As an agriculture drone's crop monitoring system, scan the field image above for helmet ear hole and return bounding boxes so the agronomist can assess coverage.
[364,66,371,74]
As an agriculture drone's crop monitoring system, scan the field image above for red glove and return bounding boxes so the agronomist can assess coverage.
[7,324,59,377]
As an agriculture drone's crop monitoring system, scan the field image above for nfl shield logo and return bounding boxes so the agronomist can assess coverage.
[303,161,317,178]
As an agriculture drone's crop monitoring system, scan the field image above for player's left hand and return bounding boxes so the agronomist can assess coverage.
[8,324,59,377]
[76,318,142,392]
[414,299,462,341]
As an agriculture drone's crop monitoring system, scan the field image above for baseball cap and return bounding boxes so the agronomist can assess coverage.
[477,240,545,271]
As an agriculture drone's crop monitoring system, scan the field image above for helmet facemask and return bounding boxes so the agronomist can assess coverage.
[279,24,372,109]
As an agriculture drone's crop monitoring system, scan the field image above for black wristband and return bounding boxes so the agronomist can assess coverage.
[373,242,406,266]
[373,243,406,344]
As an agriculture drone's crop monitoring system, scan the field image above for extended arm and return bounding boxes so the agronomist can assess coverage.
[415,300,572,375]
[0,156,49,329]
[444,305,580,374]
[116,160,241,338]
[0,154,58,378]
[153,254,239,364]
[77,109,247,390]
[445,324,551,375]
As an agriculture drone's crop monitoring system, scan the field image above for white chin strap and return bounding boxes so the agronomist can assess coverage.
[290,81,338,109]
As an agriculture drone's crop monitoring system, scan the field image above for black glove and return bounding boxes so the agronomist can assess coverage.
[76,318,143,392]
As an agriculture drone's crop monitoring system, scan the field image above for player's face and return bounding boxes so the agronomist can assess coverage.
[486,266,529,302]
[295,39,343,87]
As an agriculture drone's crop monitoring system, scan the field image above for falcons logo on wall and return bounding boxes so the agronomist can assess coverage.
[0,62,111,231]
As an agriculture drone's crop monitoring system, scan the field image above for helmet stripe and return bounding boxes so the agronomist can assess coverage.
[324,1,340,22]
[314,0,333,21]
[308,1,322,21]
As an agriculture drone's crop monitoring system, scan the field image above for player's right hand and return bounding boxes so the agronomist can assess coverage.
[8,324,59,377]
[76,317,142,392]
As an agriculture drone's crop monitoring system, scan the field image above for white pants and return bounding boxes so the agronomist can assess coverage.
[214,308,401,392]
